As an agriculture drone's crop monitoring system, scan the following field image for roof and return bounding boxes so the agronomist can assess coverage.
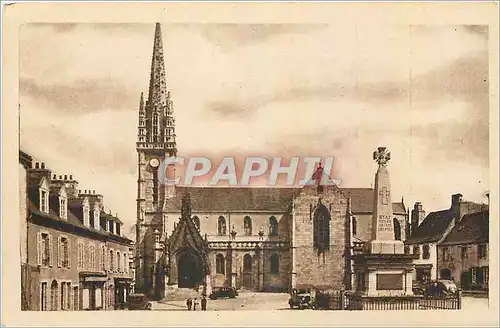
[163,186,407,214]
[440,211,489,246]
[164,186,300,212]
[405,209,455,244]
[28,196,132,245]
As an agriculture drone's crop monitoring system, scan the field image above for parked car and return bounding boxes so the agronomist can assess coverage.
[415,280,458,297]
[288,288,314,309]
[209,286,238,300]
[127,293,152,310]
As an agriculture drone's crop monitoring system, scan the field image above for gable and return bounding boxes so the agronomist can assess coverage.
[169,216,207,255]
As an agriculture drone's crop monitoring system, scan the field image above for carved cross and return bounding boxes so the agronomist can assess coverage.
[373,146,391,166]
[380,187,390,205]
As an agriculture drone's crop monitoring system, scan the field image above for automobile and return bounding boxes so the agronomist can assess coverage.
[209,286,238,300]
[127,293,152,310]
[418,280,458,297]
[288,288,314,309]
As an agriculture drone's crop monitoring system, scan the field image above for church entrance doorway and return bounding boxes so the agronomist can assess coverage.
[177,252,203,288]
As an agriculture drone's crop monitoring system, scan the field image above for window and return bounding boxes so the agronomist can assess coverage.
[422,244,430,259]
[40,282,48,311]
[244,216,252,235]
[216,254,225,274]
[73,286,79,311]
[461,246,468,259]
[413,245,421,258]
[59,237,70,268]
[217,216,226,235]
[101,246,106,271]
[483,266,489,284]
[243,254,252,272]
[124,254,128,274]
[116,223,121,236]
[117,251,121,272]
[40,189,48,213]
[83,205,90,227]
[153,113,159,142]
[352,217,357,236]
[404,245,410,254]
[60,282,66,310]
[39,233,52,266]
[50,280,58,311]
[393,218,401,241]
[59,198,67,219]
[109,250,114,271]
[77,242,85,269]
[89,245,96,270]
[269,216,278,236]
[471,267,477,284]
[313,206,330,252]
[478,244,487,259]
[192,216,200,231]
[270,253,279,274]
[441,247,449,261]
[109,220,114,233]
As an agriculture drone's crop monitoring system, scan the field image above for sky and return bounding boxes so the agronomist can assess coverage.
[19,23,490,238]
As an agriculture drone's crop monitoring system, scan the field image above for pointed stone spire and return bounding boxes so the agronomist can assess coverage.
[148,22,167,109]
[181,192,192,220]
[137,92,146,143]
[139,92,145,114]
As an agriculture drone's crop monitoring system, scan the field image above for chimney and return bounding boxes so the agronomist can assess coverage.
[53,174,57,179]
[451,193,463,208]
[69,175,73,180]
[410,202,425,236]
[29,161,52,182]
[64,175,68,180]
[59,175,63,180]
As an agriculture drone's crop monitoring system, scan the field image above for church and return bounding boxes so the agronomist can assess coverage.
[134,23,409,300]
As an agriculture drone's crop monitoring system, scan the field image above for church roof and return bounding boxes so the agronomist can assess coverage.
[440,210,489,246]
[163,186,407,214]
[164,186,300,212]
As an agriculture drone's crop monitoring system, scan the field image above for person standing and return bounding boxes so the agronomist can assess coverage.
[201,296,207,311]
[193,298,199,311]
[186,298,192,311]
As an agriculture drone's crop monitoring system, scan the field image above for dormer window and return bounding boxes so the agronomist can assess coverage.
[59,198,67,219]
[116,223,121,236]
[39,178,49,214]
[109,220,114,233]
[93,210,99,229]
[83,204,90,227]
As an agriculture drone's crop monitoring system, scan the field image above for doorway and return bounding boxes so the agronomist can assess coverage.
[177,252,202,288]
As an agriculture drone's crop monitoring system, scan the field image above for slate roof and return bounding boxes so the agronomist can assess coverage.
[440,211,489,246]
[405,209,455,244]
[163,186,407,214]
[28,195,132,244]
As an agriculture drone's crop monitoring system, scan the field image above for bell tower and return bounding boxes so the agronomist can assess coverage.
[136,22,177,296]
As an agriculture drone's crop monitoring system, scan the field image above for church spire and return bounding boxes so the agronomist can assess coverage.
[137,22,177,156]
[147,22,167,109]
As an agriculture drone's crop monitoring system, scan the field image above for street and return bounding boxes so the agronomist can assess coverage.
[151,291,489,311]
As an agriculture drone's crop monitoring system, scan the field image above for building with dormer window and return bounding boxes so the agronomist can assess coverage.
[20,152,134,311]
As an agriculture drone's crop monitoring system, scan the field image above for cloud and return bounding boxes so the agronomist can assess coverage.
[19,23,490,231]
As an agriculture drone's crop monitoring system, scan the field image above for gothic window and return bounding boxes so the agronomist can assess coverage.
[216,254,225,274]
[192,216,200,231]
[393,218,401,241]
[269,216,278,236]
[270,253,279,274]
[243,254,252,272]
[244,216,252,235]
[352,217,357,236]
[217,216,226,235]
[313,205,331,252]
[152,113,159,142]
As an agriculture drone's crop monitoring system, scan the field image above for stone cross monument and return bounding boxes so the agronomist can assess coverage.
[367,146,404,254]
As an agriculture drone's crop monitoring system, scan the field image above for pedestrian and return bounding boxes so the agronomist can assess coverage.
[193,297,199,311]
[186,297,192,311]
[201,296,207,311]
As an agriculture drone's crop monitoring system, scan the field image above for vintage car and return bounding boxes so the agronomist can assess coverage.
[209,286,238,300]
[288,288,314,309]
[127,293,152,310]
[414,280,458,297]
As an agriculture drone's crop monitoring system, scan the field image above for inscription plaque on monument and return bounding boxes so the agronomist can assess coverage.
[376,274,403,290]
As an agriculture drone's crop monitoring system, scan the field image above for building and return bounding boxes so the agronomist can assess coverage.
[437,210,489,290]
[135,23,410,299]
[20,152,134,311]
[405,194,488,284]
